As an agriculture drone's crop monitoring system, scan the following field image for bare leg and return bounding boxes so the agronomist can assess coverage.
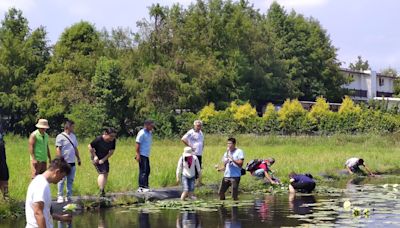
[98,173,108,191]
[289,184,296,193]
[181,191,188,200]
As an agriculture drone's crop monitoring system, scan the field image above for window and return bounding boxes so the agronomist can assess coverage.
[379,78,384,86]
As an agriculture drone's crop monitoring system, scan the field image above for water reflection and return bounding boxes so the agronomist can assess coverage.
[57,221,72,228]
[139,212,151,228]
[176,212,201,228]
[289,194,316,215]
[98,210,107,228]
[255,195,273,222]
[220,207,241,228]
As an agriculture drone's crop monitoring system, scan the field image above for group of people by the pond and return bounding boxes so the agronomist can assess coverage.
[0,118,375,227]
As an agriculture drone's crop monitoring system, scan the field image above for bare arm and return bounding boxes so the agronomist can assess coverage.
[88,144,98,163]
[363,164,374,176]
[135,143,140,162]
[56,147,62,157]
[52,213,72,222]
[181,138,190,147]
[75,148,81,166]
[176,157,182,182]
[32,202,46,228]
[264,171,277,184]
[29,133,37,164]
[346,166,354,174]
[231,158,244,168]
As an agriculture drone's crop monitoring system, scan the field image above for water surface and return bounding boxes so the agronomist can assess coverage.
[3,176,400,227]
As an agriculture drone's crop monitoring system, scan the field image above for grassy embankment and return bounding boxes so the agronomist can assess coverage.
[3,133,400,203]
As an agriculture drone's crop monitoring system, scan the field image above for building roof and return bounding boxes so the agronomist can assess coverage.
[340,68,397,79]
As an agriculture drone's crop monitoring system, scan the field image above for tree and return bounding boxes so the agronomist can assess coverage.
[0,8,50,134]
[35,21,102,128]
[266,2,345,102]
[381,67,398,77]
[91,57,127,130]
[349,56,370,71]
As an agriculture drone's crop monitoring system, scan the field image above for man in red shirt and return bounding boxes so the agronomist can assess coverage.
[252,158,278,185]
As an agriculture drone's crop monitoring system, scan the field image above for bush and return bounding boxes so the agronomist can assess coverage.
[124,97,400,137]
[198,103,218,122]
[175,112,198,136]
[308,97,333,134]
[337,96,362,133]
[230,101,260,133]
[203,110,238,134]
[149,112,176,138]
[263,103,280,133]
[278,99,311,134]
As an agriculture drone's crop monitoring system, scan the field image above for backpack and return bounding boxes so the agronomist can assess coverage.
[182,155,199,179]
[245,159,262,172]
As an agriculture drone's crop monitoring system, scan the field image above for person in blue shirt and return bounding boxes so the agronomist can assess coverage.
[216,137,245,200]
[135,120,155,193]
[289,172,316,193]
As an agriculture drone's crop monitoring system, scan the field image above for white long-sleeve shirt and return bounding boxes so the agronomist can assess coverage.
[176,155,201,178]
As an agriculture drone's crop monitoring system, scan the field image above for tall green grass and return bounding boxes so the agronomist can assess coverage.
[4,134,400,201]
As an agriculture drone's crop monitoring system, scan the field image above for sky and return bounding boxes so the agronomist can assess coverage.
[0,0,399,72]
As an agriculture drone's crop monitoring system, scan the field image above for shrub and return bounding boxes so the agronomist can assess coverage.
[175,112,197,136]
[199,103,218,122]
[231,101,259,133]
[263,103,280,133]
[337,96,362,133]
[278,99,310,134]
[308,97,332,134]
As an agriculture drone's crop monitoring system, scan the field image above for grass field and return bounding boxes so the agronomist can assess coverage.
[3,133,400,202]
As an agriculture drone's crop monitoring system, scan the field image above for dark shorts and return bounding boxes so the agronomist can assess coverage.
[93,160,109,174]
[31,161,47,179]
[291,181,316,193]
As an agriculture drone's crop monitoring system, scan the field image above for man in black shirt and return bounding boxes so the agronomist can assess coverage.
[88,128,116,197]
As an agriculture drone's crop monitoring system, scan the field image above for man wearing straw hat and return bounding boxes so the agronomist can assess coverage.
[29,119,52,179]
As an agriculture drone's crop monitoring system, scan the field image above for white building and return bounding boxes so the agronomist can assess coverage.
[341,68,396,101]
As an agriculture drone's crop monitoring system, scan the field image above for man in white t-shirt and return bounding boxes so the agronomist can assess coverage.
[26,158,72,228]
[181,120,204,185]
[55,120,81,203]
[344,157,374,176]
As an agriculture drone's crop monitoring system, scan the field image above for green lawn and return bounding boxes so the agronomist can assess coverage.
[4,134,400,201]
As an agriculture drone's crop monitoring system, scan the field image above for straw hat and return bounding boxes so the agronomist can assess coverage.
[183,147,194,157]
[35,119,50,129]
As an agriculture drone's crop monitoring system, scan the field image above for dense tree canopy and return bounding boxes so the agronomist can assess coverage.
[0,8,50,134]
[0,1,351,136]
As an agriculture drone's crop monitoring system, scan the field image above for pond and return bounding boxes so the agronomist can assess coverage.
[2,176,400,227]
